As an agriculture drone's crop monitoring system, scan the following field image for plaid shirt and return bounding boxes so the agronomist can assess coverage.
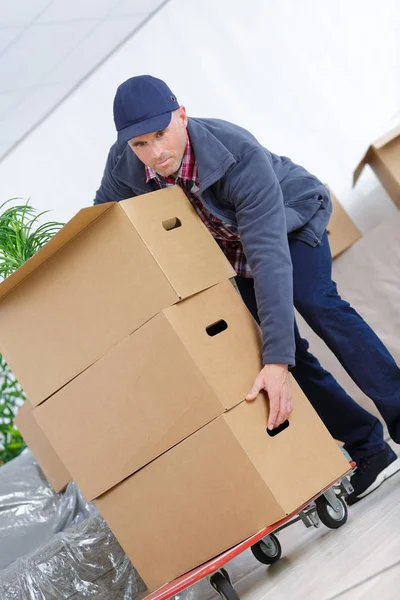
[145,138,252,277]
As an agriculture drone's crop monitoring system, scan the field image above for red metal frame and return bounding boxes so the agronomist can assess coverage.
[143,466,354,600]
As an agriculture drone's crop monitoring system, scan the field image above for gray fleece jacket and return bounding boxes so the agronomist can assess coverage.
[94,117,332,366]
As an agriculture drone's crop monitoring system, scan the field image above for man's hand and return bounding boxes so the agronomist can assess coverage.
[246,364,293,431]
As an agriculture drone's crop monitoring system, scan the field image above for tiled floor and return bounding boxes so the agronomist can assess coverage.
[186,443,400,600]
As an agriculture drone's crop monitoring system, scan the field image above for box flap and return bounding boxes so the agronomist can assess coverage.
[0,202,113,300]
[353,148,374,186]
[373,123,400,149]
[353,125,400,186]
[14,401,70,493]
[120,187,236,299]
[0,204,178,406]
[163,280,263,411]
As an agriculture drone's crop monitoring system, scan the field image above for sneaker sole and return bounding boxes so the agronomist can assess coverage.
[356,456,400,500]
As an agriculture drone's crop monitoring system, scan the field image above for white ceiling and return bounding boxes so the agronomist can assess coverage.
[0,0,168,160]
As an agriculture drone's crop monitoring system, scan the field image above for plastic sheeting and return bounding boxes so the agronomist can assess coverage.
[0,513,147,600]
[0,450,199,600]
[0,450,91,570]
[0,450,145,599]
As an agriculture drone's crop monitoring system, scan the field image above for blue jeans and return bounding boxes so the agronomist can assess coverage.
[236,231,400,460]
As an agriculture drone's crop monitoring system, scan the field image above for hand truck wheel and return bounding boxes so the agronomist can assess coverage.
[250,533,282,565]
[209,570,239,600]
[315,494,348,529]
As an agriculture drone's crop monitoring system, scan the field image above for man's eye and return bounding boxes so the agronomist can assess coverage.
[156,131,165,138]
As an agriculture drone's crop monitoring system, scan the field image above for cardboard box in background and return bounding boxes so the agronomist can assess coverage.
[0,187,235,407]
[326,188,362,259]
[95,380,350,592]
[14,401,70,493]
[35,280,263,501]
[353,124,400,208]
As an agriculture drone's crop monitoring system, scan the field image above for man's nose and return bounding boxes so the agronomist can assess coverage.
[150,143,163,161]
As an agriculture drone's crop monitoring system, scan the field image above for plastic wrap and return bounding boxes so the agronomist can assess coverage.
[0,450,198,600]
[0,450,147,599]
[0,450,92,570]
[0,513,147,600]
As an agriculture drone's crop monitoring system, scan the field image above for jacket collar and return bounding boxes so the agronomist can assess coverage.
[111,118,237,195]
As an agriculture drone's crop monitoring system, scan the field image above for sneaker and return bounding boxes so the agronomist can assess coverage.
[346,444,400,505]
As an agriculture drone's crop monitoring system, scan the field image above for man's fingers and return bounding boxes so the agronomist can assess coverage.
[285,388,293,420]
[279,393,290,426]
[246,375,264,401]
[268,386,292,430]
[267,392,280,430]
[275,409,287,429]
[287,400,293,418]
[247,366,293,431]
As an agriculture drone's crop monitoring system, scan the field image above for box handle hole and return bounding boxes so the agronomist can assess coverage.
[267,420,290,437]
[162,217,182,231]
[206,320,228,337]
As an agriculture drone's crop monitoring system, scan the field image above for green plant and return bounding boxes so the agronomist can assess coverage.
[0,354,26,464]
[0,199,63,278]
[0,199,64,464]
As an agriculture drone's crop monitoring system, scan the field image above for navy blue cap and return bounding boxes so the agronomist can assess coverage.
[113,75,180,144]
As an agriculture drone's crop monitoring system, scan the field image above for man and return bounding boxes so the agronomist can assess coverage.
[94,75,400,504]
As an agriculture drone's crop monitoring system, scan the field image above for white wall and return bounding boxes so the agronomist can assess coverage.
[0,0,399,228]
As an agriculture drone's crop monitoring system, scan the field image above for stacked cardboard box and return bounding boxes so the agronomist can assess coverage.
[1,187,349,591]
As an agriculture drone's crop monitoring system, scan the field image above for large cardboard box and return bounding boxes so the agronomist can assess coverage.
[353,124,400,208]
[35,280,263,500]
[326,188,362,258]
[0,187,235,407]
[95,382,349,592]
[14,401,70,493]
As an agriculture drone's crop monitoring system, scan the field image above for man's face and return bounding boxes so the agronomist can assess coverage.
[128,106,188,177]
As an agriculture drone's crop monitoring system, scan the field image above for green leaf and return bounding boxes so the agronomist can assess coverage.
[0,198,62,462]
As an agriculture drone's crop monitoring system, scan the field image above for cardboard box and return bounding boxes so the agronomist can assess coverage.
[0,187,235,407]
[326,188,362,258]
[35,280,263,500]
[95,381,349,592]
[353,124,400,208]
[14,401,70,493]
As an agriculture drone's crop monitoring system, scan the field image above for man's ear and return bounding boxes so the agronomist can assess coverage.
[178,105,188,127]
